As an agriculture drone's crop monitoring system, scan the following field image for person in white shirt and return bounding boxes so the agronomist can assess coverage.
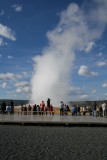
[102,102,106,117]
[6,105,11,114]
[60,101,64,115]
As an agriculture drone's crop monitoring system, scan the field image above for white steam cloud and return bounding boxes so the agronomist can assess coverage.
[30,0,107,106]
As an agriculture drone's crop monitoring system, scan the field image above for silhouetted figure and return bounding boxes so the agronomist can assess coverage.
[23,105,27,115]
[1,101,6,114]
[33,104,37,115]
[47,98,51,110]
[99,103,103,117]
[64,105,70,115]
[28,105,32,114]
[10,100,14,114]
[77,104,80,115]
[76,105,77,115]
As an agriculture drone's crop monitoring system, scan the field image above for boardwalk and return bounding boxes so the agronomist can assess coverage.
[0,114,107,126]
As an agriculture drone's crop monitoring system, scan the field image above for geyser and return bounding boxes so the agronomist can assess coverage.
[30,0,107,106]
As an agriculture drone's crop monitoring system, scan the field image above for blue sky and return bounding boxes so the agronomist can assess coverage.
[0,0,107,103]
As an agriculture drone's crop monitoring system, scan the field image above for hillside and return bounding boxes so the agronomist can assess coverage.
[0,99,29,106]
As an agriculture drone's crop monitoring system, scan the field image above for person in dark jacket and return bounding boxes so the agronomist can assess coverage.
[99,103,103,117]
[47,98,51,111]
[77,104,81,115]
[92,102,97,117]
[1,101,6,114]
[33,104,37,115]
[28,105,32,115]
[10,100,14,114]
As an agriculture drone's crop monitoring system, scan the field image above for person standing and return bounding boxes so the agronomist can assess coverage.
[60,101,64,115]
[37,105,40,115]
[99,103,103,117]
[40,101,45,115]
[1,101,6,114]
[77,104,81,115]
[83,105,87,115]
[102,102,106,117]
[20,104,23,114]
[47,98,51,111]
[6,104,11,114]
[28,105,32,115]
[72,105,76,116]
[92,102,97,117]
[49,104,53,115]
[105,102,107,117]
[10,100,14,114]
[33,104,37,115]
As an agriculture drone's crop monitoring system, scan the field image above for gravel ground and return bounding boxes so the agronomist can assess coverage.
[0,126,107,160]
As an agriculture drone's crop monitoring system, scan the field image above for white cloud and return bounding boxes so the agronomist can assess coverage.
[96,52,103,57]
[0,10,4,16]
[11,4,22,12]
[0,23,16,41]
[23,72,27,76]
[0,73,15,81]
[0,37,8,46]
[78,65,98,76]
[92,89,97,94]
[102,83,107,88]
[26,60,32,63]
[6,91,13,94]
[69,87,84,95]
[16,88,22,93]
[15,81,29,87]
[104,93,107,97]
[0,72,23,81]
[8,55,13,59]
[1,82,7,88]
[23,86,30,92]
[79,94,88,100]
[16,86,30,93]
[15,80,30,94]
[96,61,107,67]
[0,37,4,46]
[85,42,95,53]
[16,74,23,79]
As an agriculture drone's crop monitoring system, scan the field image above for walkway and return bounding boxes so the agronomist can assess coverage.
[0,114,107,126]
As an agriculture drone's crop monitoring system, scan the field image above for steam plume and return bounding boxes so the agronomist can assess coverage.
[30,0,107,106]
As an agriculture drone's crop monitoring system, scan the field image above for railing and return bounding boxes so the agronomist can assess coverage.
[17,111,54,115]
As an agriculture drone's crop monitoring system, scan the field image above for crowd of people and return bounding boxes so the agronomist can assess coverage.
[0,99,107,117]
[59,101,71,115]
[20,98,54,115]
[59,101,107,117]
[60,101,81,116]
[0,100,14,114]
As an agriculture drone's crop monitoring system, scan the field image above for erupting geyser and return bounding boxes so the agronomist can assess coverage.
[30,0,107,106]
